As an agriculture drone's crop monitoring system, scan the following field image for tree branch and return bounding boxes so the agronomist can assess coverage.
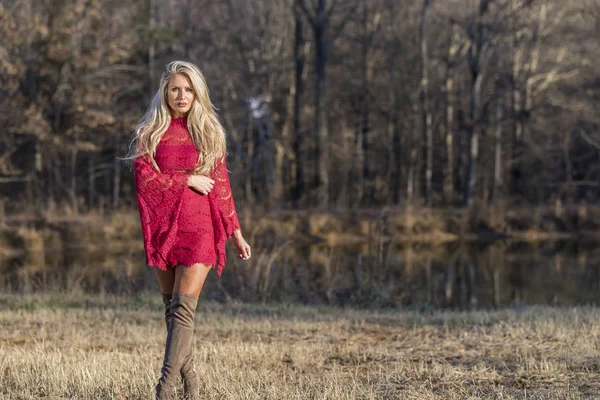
[295,0,316,27]
[579,129,600,151]
[331,3,358,42]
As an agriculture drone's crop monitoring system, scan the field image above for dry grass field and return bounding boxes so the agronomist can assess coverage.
[0,293,599,399]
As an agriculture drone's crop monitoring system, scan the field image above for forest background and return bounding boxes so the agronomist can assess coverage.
[1,0,599,219]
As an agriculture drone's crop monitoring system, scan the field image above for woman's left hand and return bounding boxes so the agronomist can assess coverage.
[232,230,251,260]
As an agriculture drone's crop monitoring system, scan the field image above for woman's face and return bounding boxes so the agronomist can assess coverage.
[166,73,195,118]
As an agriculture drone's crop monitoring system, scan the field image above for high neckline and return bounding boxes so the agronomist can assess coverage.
[171,116,187,127]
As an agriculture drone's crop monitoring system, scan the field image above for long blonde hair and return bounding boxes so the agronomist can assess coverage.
[127,60,226,175]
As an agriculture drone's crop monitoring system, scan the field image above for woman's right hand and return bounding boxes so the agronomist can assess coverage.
[187,175,215,195]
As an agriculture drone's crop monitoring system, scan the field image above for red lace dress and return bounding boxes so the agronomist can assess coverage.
[133,117,241,277]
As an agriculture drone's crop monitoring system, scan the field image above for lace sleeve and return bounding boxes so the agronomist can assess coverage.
[133,154,190,215]
[133,154,191,269]
[209,156,241,238]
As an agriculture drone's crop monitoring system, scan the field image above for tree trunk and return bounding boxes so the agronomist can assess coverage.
[420,0,433,205]
[465,127,479,207]
[444,23,460,205]
[70,147,78,215]
[259,120,276,206]
[387,85,399,204]
[492,94,504,203]
[113,137,121,210]
[407,101,420,204]
[314,19,329,207]
[296,0,356,206]
[292,7,305,206]
[245,114,254,206]
[352,111,364,206]
[465,70,484,207]
[182,0,193,59]
[88,151,95,210]
[360,1,370,202]
[148,0,157,96]
[464,0,492,207]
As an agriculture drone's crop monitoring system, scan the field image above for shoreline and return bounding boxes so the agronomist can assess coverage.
[3,204,600,246]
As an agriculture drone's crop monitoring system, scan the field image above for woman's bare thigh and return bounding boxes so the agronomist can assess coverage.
[155,268,176,294]
[173,263,212,296]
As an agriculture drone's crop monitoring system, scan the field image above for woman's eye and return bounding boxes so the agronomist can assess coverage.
[186,88,193,93]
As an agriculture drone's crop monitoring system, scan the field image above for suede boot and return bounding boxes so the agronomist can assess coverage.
[156,292,198,400]
[161,294,200,399]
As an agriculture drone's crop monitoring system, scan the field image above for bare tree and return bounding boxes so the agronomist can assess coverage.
[295,0,357,207]
[442,22,463,204]
[463,0,495,207]
[419,0,434,205]
[292,5,307,206]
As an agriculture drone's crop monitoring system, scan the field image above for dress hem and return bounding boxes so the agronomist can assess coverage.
[147,262,223,277]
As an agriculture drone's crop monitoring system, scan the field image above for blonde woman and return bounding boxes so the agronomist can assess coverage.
[129,61,251,399]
